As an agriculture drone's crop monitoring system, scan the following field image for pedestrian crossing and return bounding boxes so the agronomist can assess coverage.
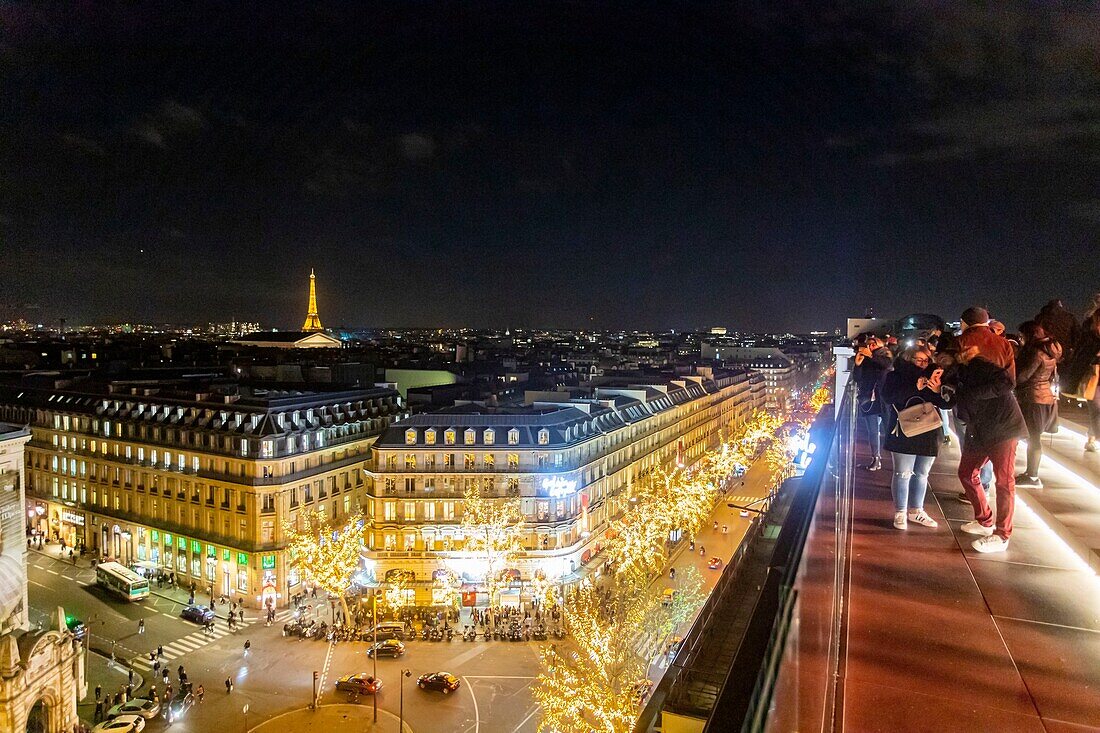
[131,624,237,671]
[130,608,300,671]
[726,494,762,505]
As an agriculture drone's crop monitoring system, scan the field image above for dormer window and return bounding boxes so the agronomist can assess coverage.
[405,429,417,445]
[484,428,495,445]
[425,429,437,445]
[444,429,456,445]
[508,428,519,445]
[538,429,550,445]
[464,428,476,445]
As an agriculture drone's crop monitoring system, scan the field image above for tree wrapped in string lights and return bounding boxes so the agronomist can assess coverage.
[536,406,794,732]
[461,480,524,612]
[283,509,365,623]
[534,578,651,733]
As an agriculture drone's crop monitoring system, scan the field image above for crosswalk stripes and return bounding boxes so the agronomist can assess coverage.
[727,494,761,505]
[130,623,241,671]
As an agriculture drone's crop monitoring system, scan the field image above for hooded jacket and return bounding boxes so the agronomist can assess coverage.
[956,324,1016,382]
[943,357,1027,451]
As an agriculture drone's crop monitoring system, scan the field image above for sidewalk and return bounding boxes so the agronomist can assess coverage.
[78,648,143,724]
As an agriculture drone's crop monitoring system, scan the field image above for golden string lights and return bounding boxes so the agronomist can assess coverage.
[536,408,793,733]
[461,479,525,614]
[282,509,365,623]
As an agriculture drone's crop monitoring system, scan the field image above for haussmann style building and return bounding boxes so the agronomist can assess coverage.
[367,369,766,606]
[0,379,403,609]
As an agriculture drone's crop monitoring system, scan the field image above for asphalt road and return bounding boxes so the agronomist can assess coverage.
[26,456,787,733]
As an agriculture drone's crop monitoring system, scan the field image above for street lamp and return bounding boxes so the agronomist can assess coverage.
[399,668,411,731]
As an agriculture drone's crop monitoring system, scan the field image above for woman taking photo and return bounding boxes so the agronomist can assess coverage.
[1014,321,1061,488]
[881,345,950,530]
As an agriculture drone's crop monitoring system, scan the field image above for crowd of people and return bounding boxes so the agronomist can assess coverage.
[853,297,1100,553]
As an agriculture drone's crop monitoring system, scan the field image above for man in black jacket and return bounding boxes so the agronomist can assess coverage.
[942,346,1027,553]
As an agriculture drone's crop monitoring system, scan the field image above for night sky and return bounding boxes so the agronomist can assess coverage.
[3,2,1099,331]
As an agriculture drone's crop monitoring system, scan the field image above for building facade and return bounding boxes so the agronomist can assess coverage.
[0,382,403,609]
[701,345,796,410]
[367,371,766,605]
[0,423,85,733]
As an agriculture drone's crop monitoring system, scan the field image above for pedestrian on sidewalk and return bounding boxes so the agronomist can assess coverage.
[244,639,250,655]
[225,677,233,694]
[157,644,163,658]
[196,684,204,703]
[137,618,145,634]
[153,658,160,676]
[128,668,134,686]
[94,684,102,702]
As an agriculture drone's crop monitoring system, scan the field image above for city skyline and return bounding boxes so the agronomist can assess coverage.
[5,3,1099,332]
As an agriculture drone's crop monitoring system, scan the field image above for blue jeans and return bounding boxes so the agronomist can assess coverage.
[939,409,951,437]
[890,452,935,512]
[863,414,883,459]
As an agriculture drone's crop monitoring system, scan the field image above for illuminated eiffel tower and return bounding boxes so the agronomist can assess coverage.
[301,268,323,331]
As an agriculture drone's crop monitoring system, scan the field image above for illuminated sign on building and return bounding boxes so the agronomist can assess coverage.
[541,477,577,498]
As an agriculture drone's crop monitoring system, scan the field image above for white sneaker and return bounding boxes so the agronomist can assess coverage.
[1085,441,1098,453]
[908,509,938,528]
[893,511,907,530]
[972,534,1009,553]
[960,520,994,536]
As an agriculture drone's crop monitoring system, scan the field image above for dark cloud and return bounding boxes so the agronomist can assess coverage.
[59,133,106,157]
[398,133,436,162]
[127,99,205,149]
[2,2,1099,330]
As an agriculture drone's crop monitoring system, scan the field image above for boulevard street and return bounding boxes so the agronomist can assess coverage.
[27,457,784,733]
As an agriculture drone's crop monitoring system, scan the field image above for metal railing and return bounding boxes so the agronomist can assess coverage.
[703,380,856,733]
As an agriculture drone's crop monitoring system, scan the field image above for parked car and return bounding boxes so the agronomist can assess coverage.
[106,698,160,720]
[739,509,750,518]
[417,672,461,694]
[661,588,678,606]
[92,714,146,733]
[707,556,723,570]
[180,605,215,624]
[366,638,406,658]
[166,690,194,723]
[365,621,407,640]
[335,673,383,695]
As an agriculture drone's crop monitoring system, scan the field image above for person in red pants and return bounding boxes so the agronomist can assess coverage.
[941,344,1027,553]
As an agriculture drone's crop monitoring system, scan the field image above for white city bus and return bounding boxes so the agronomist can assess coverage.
[96,561,150,602]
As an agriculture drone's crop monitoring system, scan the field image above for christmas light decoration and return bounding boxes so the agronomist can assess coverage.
[283,509,365,623]
[461,480,525,614]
